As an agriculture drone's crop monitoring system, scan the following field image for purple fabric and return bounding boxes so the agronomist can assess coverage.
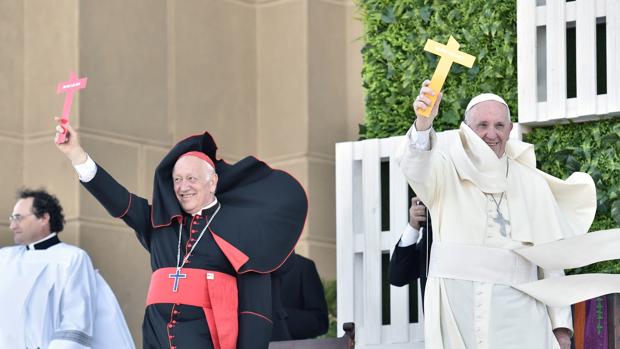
[584,296,608,348]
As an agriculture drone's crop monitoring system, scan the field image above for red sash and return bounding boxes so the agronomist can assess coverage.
[146,268,238,349]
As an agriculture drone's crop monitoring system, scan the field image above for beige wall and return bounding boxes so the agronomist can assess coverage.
[0,0,363,345]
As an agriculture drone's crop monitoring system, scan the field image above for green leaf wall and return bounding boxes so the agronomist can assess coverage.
[359,0,517,138]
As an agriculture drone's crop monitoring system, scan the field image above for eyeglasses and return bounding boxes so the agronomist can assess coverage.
[9,213,34,223]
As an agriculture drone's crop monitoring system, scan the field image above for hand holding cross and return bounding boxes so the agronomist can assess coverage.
[55,72,87,144]
[417,36,475,118]
[54,118,88,166]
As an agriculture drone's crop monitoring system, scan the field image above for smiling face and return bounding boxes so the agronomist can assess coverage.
[10,197,51,245]
[172,156,218,214]
[465,100,513,158]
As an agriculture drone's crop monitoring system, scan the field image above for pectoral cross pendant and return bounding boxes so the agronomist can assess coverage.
[493,209,510,237]
[168,267,187,293]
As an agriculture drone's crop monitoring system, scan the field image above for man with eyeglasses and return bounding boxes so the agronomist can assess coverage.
[0,188,135,349]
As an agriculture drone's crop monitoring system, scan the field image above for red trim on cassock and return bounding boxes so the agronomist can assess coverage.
[211,229,249,272]
[150,209,182,229]
[146,268,238,349]
[116,192,133,218]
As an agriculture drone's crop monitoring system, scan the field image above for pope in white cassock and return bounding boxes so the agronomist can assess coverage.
[0,188,135,349]
[395,80,602,349]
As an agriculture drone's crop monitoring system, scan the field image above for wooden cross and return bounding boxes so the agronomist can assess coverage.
[168,268,187,293]
[419,36,476,117]
[55,72,88,144]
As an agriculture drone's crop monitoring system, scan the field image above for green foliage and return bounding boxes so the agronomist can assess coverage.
[359,0,517,138]
[524,119,620,274]
[322,279,338,338]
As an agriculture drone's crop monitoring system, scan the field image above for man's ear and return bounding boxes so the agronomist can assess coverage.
[41,212,51,225]
[211,174,219,193]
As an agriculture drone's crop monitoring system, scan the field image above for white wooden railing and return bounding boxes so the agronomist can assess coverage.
[336,136,425,349]
[517,0,620,124]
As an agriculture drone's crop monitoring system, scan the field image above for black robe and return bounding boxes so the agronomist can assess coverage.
[388,216,433,307]
[270,254,328,341]
[82,132,307,349]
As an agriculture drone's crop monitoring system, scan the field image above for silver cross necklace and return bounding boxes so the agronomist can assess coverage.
[490,193,510,237]
[488,158,510,237]
[169,202,221,292]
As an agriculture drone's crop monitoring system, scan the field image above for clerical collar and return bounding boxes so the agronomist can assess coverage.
[26,232,61,250]
[192,198,219,216]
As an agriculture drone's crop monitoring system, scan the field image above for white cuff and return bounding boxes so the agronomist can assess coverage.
[398,224,424,247]
[407,124,431,151]
[544,269,573,332]
[48,339,90,349]
[74,155,97,183]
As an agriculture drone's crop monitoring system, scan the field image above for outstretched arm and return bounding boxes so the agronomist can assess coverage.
[395,80,446,207]
[54,122,153,249]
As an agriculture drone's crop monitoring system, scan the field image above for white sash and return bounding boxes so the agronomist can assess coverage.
[428,241,537,285]
[429,229,620,307]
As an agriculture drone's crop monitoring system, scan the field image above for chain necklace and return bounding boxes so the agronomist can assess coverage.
[168,202,221,292]
[488,158,510,237]
[490,193,510,237]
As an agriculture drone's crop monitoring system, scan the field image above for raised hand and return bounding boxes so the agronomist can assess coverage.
[412,80,443,131]
[54,117,87,165]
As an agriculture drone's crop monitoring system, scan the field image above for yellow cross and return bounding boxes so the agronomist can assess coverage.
[419,36,476,117]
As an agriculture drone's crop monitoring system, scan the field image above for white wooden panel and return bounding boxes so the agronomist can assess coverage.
[407,281,425,346]
[353,233,364,253]
[510,123,527,141]
[576,0,598,118]
[597,95,609,116]
[536,4,546,26]
[524,0,617,124]
[546,0,567,121]
[597,0,607,17]
[353,252,364,341]
[607,0,620,114]
[386,136,410,343]
[362,139,382,344]
[517,0,538,123]
[565,0,577,22]
[335,141,355,337]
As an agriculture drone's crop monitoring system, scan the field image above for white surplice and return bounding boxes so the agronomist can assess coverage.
[0,241,135,349]
[396,123,597,349]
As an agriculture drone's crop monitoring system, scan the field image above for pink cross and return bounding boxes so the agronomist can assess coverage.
[55,72,88,144]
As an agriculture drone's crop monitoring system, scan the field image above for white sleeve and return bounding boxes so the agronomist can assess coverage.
[408,124,432,151]
[395,124,443,208]
[74,155,97,183]
[543,269,573,333]
[50,250,97,348]
[398,224,424,247]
